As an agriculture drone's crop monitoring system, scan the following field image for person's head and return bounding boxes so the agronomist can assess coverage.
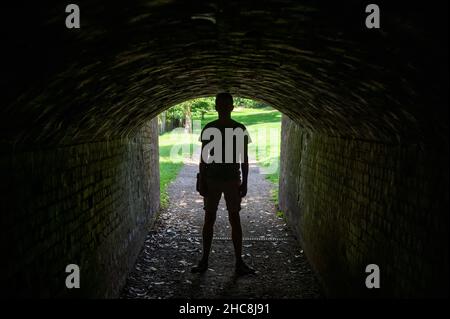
[215,92,234,117]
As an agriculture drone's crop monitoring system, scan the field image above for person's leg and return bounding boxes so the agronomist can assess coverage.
[192,180,221,273]
[200,210,216,263]
[224,180,255,275]
[228,210,243,264]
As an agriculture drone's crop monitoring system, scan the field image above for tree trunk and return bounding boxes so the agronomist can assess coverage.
[184,104,192,133]
[160,111,166,133]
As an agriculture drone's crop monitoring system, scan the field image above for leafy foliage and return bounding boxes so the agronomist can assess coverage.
[159,96,269,132]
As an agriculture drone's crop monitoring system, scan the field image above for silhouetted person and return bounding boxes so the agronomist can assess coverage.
[193,93,255,276]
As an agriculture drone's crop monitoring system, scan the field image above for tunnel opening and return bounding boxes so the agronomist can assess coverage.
[157,97,282,211]
[0,0,448,299]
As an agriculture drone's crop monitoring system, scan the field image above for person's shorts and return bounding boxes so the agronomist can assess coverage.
[203,178,241,213]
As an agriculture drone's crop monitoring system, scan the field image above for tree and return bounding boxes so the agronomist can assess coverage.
[192,100,213,119]
[183,101,192,133]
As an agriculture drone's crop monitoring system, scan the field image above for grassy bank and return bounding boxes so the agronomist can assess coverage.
[158,130,189,209]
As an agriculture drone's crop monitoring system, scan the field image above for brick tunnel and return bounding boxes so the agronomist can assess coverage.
[0,1,448,298]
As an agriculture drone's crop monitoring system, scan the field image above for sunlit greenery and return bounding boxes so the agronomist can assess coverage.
[159,97,269,128]
[158,130,192,209]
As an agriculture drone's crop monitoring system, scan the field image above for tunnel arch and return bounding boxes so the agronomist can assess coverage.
[0,0,448,298]
[1,0,447,145]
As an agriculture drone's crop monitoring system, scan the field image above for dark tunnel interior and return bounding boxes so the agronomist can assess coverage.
[0,0,448,299]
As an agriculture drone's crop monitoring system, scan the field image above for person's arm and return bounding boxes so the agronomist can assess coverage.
[198,140,208,196]
[240,135,249,197]
[199,141,207,175]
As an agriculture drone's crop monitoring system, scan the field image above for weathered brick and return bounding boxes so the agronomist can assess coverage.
[0,119,159,298]
[279,115,448,298]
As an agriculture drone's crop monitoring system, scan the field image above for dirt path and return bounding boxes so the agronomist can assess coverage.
[121,157,322,299]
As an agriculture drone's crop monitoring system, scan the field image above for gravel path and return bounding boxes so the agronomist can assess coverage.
[121,156,323,299]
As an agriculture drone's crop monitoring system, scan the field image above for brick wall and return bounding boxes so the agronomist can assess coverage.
[279,115,449,297]
[0,119,159,298]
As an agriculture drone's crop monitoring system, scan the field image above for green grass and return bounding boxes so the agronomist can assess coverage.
[158,130,194,209]
[276,210,285,219]
[159,106,282,209]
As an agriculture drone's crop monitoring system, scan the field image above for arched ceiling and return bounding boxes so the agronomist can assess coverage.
[0,0,447,145]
